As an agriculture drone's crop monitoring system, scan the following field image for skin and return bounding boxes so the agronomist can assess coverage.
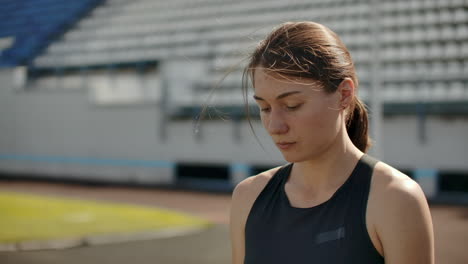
[230,68,434,264]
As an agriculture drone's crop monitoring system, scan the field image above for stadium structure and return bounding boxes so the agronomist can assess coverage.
[0,0,467,201]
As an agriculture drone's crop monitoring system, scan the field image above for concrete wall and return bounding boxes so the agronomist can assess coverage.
[383,115,468,171]
[0,68,467,187]
[0,68,282,185]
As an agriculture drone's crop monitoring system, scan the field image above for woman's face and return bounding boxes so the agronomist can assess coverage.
[253,68,345,162]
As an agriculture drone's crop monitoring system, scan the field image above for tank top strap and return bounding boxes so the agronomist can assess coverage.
[360,154,379,173]
[349,154,383,261]
[267,163,293,192]
[245,163,293,224]
[353,154,379,196]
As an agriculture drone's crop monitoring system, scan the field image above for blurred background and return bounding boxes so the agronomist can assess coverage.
[0,0,467,263]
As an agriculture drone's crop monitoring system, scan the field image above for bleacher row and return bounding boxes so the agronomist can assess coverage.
[0,0,104,67]
[1,0,468,104]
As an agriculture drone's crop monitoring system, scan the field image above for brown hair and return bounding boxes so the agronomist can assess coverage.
[242,21,371,152]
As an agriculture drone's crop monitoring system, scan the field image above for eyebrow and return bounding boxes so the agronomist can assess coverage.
[253,91,302,101]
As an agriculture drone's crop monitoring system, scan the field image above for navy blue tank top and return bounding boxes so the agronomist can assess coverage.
[244,154,384,264]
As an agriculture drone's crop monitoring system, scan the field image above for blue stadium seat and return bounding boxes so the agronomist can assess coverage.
[0,0,104,67]
[2,0,467,105]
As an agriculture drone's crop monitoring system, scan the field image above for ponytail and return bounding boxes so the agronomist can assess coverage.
[346,98,371,153]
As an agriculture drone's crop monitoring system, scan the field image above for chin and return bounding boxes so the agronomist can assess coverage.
[280,148,326,163]
[281,153,309,163]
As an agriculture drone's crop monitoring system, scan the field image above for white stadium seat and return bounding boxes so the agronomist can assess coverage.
[28,0,468,103]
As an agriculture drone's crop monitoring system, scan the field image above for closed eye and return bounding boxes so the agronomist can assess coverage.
[260,107,271,113]
[286,104,302,111]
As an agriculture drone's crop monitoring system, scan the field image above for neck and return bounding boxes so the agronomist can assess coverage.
[289,133,363,194]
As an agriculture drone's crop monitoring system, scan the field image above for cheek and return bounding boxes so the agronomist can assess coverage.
[319,110,342,137]
[298,107,340,134]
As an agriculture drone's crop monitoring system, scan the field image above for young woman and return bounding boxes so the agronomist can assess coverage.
[230,21,434,264]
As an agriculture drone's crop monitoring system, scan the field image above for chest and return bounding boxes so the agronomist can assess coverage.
[244,218,365,264]
[244,185,383,264]
[284,183,339,209]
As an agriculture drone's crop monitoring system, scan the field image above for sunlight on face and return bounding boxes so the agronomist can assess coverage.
[252,68,344,162]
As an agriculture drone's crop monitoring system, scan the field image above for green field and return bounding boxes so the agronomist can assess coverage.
[0,191,210,243]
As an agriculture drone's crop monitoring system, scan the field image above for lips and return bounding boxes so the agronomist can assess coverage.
[276,142,296,150]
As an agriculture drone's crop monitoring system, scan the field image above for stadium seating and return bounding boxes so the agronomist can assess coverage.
[0,0,104,67]
[1,0,467,107]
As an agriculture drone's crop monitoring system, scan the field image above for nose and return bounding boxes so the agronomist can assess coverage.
[265,110,289,135]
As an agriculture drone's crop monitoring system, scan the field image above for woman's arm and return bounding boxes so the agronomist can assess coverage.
[230,181,248,264]
[229,169,278,264]
[374,167,435,264]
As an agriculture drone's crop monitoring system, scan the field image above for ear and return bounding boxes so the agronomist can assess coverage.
[337,78,355,110]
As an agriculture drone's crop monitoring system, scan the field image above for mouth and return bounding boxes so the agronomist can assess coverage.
[276,142,296,150]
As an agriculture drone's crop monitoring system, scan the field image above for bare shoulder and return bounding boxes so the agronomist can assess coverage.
[229,166,283,264]
[371,161,427,205]
[369,161,429,222]
[232,166,281,209]
[230,166,282,222]
[369,161,434,263]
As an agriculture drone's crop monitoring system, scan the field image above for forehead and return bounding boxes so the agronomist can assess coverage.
[253,68,322,95]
